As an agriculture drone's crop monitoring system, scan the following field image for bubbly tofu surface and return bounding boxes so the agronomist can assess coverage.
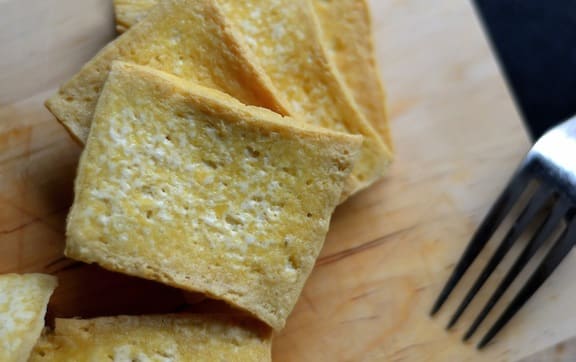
[66,62,361,329]
[30,314,272,362]
[0,273,57,362]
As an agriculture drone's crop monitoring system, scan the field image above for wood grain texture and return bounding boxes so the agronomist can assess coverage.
[0,0,574,361]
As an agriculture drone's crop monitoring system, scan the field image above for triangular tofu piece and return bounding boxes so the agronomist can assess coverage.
[311,0,392,150]
[215,0,391,195]
[113,0,157,33]
[29,314,272,361]
[66,62,361,329]
[0,273,57,362]
[46,0,286,143]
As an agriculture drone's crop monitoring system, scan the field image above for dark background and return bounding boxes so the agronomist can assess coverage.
[474,0,576,140]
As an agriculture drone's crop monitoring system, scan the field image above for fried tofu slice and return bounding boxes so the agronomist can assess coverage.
[65,62,361,330]
[0,273,57,362]
[114,0,157,33]
[113,0,391,149]
[46,0,286,143]
[113,0,391,148]
[84,0,390,196]
[29,314,272,361]
[310,0,392,149]
[215,0,391,195]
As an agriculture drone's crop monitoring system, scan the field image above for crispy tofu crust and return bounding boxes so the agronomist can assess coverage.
[46,0,287,143]
[65,62,361,329]
[102,0,391,196]
[310,0,392,150]
[30,314,272,361]
[0,273,57,362]
[113,0,392,150]
[215,0,391,195]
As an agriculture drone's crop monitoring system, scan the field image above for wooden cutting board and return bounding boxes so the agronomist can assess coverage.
[1,0,575,360]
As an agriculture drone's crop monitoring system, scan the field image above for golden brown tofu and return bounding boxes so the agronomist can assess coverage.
[215,0,391,195]
[65,62,361,329]
[112,0,392,151]
[0,273,57,362]
[310,0,392,149]
[30,314,272,361]
[46,0,286,143]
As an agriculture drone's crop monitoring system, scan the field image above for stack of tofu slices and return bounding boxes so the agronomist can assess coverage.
[2,0,392,360]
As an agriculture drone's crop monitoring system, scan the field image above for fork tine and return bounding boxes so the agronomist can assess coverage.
[463,197,569,341]
[478,214,576,349]
[446,186,554,329]
[431,169,530,316]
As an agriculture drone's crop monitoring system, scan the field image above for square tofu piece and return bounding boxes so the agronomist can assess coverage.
[0,273,57,362]
[66,62,362,329]
[216,0,392,194]
[46,0,286,143]
[30,314,272,361]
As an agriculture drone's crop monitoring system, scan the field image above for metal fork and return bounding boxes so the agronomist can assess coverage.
[430,115,576,349]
